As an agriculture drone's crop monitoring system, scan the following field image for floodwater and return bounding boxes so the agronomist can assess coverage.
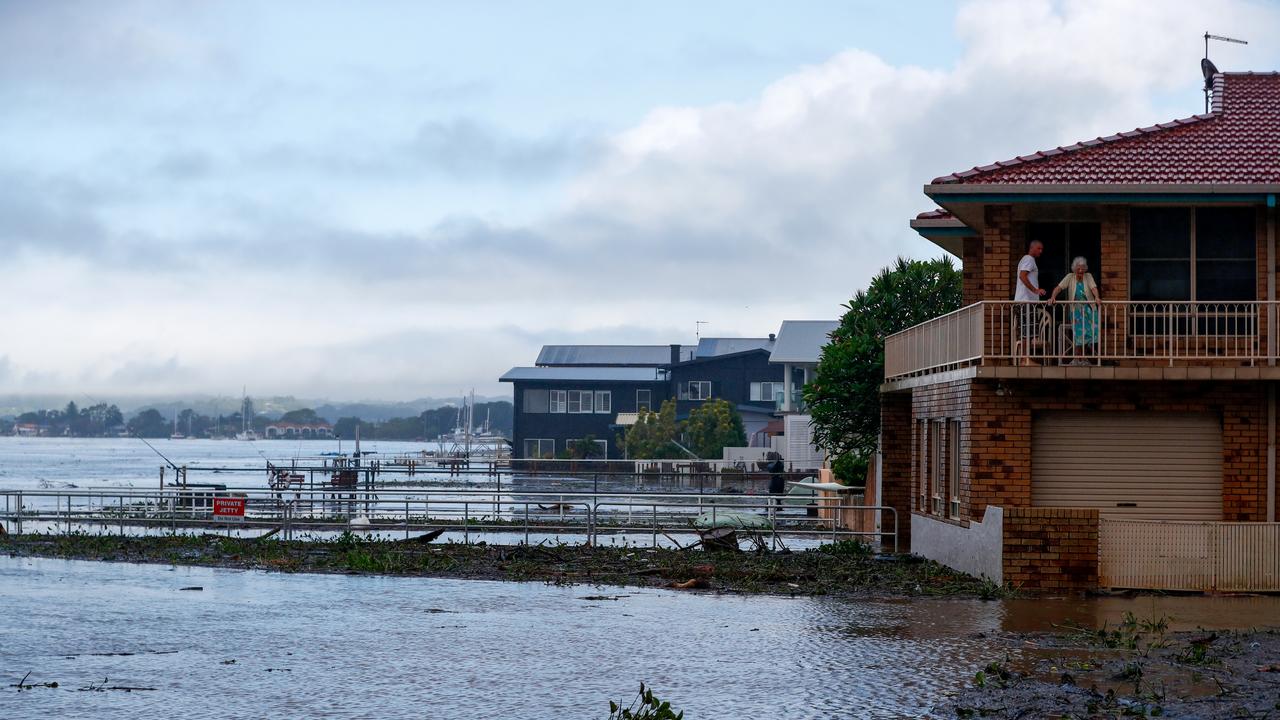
[0,436,436,492]
[4,558,1278,719]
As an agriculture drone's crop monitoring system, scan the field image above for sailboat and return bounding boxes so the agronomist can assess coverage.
[169,411,185,440]
[235,389,258,441]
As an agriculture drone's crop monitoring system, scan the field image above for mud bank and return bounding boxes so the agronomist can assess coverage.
[0,533,1006,598]
[936,614,1280,718]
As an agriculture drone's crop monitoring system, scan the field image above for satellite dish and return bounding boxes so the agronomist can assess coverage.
[1201,58,1220,90]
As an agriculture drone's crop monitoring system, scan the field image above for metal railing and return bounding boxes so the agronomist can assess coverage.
[886,300,1278,379]
[0,488,897,551]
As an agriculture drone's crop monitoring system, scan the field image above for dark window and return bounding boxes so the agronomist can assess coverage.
[1029,222,1101,288]
[1131,208,1191,301]
[523,389,549,414]
[1195,207,1255,301]
[1130,207,1254,302]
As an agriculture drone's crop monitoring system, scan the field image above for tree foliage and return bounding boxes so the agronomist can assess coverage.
[683,398,746,460]
[622,398,746,460]
[803,257,962,460]
[622,400,683,459]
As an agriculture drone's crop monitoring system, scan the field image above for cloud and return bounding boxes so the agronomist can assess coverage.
[1,0,1276,398]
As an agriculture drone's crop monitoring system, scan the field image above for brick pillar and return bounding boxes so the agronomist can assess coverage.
[982,205,1014,299]
[1100,206,1129,300]
[962,237,983,306]
[880,391,913,550]
[967,380,1032,520]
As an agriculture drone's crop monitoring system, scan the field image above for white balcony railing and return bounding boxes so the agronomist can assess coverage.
[885,300,1278,380]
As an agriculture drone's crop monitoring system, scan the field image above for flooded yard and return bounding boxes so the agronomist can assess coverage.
[2,556,997,719]
[5,556,1279,719]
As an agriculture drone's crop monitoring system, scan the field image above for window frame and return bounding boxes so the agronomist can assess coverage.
[947,419,962,519]
[687,381,712,401]
[523,438,554,459]
[1130,206,1256,302]
[568,438,608,458]
[636,389,652,413]
[930,419,945,516]
[549,390,567,414]
[566,389,594,414]
[594,391,611,414]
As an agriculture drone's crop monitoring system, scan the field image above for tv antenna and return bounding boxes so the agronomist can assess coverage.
[695,320,708,342]
[1203,32,1246,112]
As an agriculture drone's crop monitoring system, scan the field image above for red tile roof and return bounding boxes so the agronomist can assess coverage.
[933,73,1280,185]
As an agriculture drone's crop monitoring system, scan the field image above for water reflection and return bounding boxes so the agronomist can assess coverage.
[4,557,1277,719]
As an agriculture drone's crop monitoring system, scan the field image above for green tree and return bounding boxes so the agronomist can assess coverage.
[280,408,322,424]
[567,435,606,459]
[804,257,962,460]
[623,400,683,459]
[127,408,170,438]
[683,398,746,460]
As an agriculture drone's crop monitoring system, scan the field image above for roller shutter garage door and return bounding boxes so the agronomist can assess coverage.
[1032,411,1222,520]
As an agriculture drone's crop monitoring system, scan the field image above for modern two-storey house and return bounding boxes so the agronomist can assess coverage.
[884,71,1280,592]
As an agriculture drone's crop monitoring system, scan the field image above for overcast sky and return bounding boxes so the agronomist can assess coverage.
[2,0,1277,400]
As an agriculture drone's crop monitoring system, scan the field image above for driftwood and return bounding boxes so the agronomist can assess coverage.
[10,672,58,690]
[252,527,282,542]
[78,677,157,692]
[399,528,445,544]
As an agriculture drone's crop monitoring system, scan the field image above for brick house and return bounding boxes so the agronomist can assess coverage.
[883,72,1280,592]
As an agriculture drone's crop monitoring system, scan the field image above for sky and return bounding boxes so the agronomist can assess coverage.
[2,0,1278,401]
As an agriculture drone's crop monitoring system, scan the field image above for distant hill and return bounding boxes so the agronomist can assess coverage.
[0,394,511,421]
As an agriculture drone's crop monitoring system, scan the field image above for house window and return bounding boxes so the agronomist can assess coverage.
[948,419,962,519]
[686,381,712,401]
[523,438,554,459]
[917,420,928,512]
[1195,207,1256,301]
[750,381,783,403]
[1029,222,1101,286]
[549,390,567,414]
[568,438,608,458]
[594,391,611,414]
[523,389,549,414]
[567,390,594,414]
[930,420,944,516]
[636,389,651,413]
[1131,207,1256,301]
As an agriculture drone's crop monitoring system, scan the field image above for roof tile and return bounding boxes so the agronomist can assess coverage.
[933,73,1280,185]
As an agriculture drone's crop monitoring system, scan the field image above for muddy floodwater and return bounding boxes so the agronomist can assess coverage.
[3,557,1278,719]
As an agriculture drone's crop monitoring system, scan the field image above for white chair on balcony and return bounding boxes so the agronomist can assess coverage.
[1013,305,1053,366]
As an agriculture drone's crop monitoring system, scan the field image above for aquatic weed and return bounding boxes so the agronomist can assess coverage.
[608,683,683,720]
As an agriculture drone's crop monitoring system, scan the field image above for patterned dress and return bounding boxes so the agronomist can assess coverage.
[1072,280,1098,346]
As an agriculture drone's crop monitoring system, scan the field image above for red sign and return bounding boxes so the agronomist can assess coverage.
[212,497,246,517]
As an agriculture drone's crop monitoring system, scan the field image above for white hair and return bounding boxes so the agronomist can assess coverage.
[1071,256,1088,271]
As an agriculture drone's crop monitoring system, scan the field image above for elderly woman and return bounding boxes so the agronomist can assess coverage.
[1048,256,1100,364]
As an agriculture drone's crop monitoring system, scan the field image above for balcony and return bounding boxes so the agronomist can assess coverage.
[884,301,1280,383]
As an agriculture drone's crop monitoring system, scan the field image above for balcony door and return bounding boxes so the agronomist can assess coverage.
[1029,222,1101,291]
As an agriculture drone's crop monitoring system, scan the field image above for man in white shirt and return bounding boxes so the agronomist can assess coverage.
[1015,241,1046,302]
[1014,241,1047,365]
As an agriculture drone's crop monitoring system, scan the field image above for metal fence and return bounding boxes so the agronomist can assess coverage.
[886,300,1278,379]
[0,488,896,552]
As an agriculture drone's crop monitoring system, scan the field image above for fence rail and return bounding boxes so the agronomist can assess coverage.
[885,300,1279,380]
[0,488,896,552]
[1099,519,1280,591]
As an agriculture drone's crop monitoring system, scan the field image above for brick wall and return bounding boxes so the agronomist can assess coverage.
[880,392,913,546]
[962,237,983,306]
[981,205,1014,299]
[1002,507,1099,591]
